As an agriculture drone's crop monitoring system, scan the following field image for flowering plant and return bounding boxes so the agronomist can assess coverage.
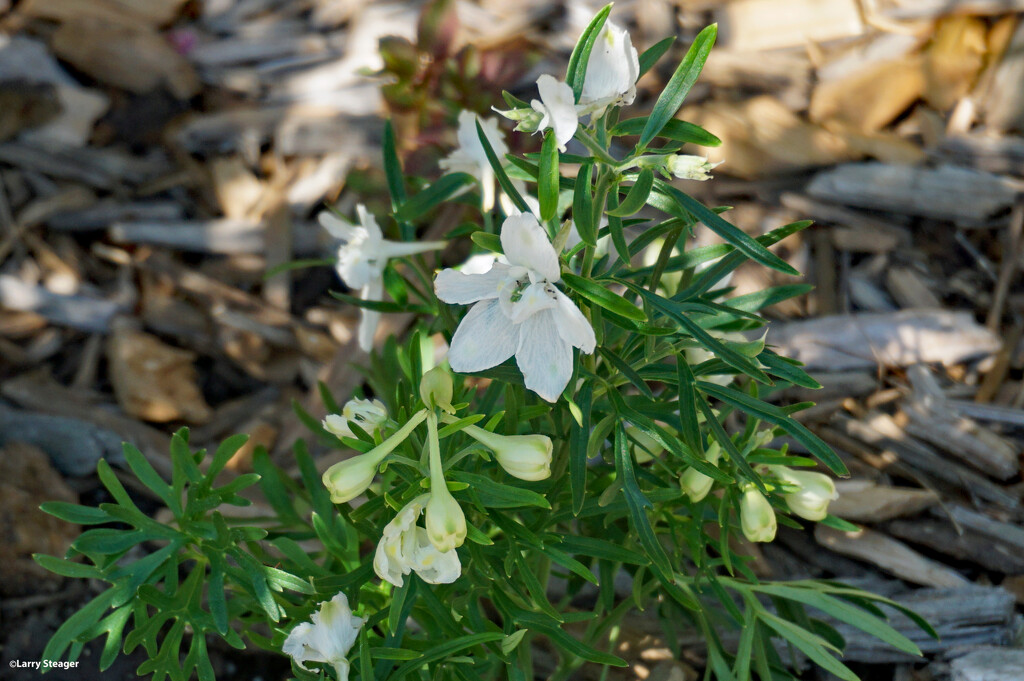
[37,6,933,681]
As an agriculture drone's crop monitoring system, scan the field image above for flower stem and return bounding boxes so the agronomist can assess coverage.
[426,410,446,491]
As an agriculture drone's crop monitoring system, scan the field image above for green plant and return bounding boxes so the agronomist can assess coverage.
[38,6,935,681]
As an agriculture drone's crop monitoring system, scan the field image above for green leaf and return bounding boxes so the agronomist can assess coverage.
[614,423,673,579]
[607,168,653,217]
[570,383,593,515]
[565,4,613,102]
[758,610,859,681]
[638,24,717,150]
[263,258,334,280]
[469,231,503,254]
[516,611,627,667]
[395,172,475,222]
[556,535,651,566]
[501,630,529,656]
[451,472,550,509]
[611,117,721,147]
[538,130,560,222]
[651,181,799,276]
[390,633,505,680]
[41,588,118,664]
[638,36,676,77]
[33,554,105,580]
[329,290,433,314]
[675,359,704,458]
[383,119,407,207]
[572,163,595,246]
[753,584,922,657]
[475,120,530,213]
[39,501,110,525]
[697,382,849,476]
[562,272,645,321]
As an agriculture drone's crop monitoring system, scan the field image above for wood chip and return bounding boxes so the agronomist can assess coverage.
[769,309,1001,372]
[807,162,1021,225]
[814,524,970,588]
[829,480,938,523]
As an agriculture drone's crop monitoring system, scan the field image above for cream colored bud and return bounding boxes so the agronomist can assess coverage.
[420,366,455,413]
[740,488,777,543]
[322,452,383,504]
[425,482,467,552]
[462,425,552,481]
[680,441,722,502]
[666,155,721,181]
[773,467,838,521]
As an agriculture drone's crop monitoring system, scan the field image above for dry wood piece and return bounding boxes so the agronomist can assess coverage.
[768,309,1001,372]
[887,519,1024,574]
[45,200,185,231]
[108,218,322,255]
[811,55,924,134]
[833,411,1019,509]
[885,267,942,309]
[0,404,124,476]
[985,20,1024,134]
[780,192,911,252]
[717,0,863,52]
[0,274,125,332]
[828,480,938,523]
[952,648,1024,681]
[814,524,969,588]
[806,163,1021,225]
[106,318,212,424]
[902,365,1020,480]
[831,586,1017,663]
[940,134,1024,177]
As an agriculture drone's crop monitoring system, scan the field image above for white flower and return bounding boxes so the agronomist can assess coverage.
[434,213,596,402]
[740,488,777,543]
[320,206,444,353]
[667,155,722,181]
[282,592,363,681]
[322,398,388,439]
[374,495,461,587]
[773,467,838,522]
[531,74,578,151]
[440,111,509,211]
[580,20,640,116]
[462,425,553,481]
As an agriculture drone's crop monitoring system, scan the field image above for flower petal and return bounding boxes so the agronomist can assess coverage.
[535,74,578,151]
[358,277,383,353]
[356,204,382,241]
[448,299,519,373]
[319,212,358,241]
[500,213,560,281]
[434,263,509,304]
[506,281,558,324]
[411,527,461,584]
[552,289,596,353]
[515,309,573,402]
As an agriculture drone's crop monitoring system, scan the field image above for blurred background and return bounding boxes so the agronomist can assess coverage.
[2,0,1024,679]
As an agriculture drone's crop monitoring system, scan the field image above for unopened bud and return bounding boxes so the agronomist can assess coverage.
[740,488,777,543]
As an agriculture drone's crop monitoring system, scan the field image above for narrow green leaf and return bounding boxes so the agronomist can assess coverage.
[395,172,474,222]
[469,231,503,254]
[612,116,722,147]
[39,501,110,525]
[562,272,646,321]
[572,163,595,246]
[557,535,651,566]
[638,36,676,77]
[675,359,704,458]
[476,120,530,213]
[383,119,407,207]
[570,384,593,515]
[452,472,550,509]
[607,168,653,217]
[614,423,673,579]
[538,129,559,221]
[390,633,504,680]
[639,24,717,150]
[759,610,858,681]
[565,4,613,102]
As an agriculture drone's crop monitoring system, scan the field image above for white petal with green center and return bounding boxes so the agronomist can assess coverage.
[500,213,560,281]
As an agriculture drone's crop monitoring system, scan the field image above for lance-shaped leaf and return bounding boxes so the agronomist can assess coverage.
[562,272,646,321]
[608,167,654,217]
[475,119,530,213]
[565,4,613,102]
[638,24,717,151]
[538,129,560,221]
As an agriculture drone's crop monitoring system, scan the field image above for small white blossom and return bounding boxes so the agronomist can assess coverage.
[434,213,596,402]
[322,398,388,439]
[579,20,640,116]
[531,74,578,151]
[374,495,461,587]
[282,592,363,681]
[440,111,509,212]
[666,155,722,181]
[320,206,444,353]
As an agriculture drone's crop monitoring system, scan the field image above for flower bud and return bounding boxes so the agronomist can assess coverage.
[322,452,383,504]
[462,425,552,481]
[740,488,777,543]
[323,398,388,439]
[494,106,543,131]
[773,467,838,521]
[425,482,467,552]
[680,441,722,502]
[666,155,722,181]
[419,366,455,413]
